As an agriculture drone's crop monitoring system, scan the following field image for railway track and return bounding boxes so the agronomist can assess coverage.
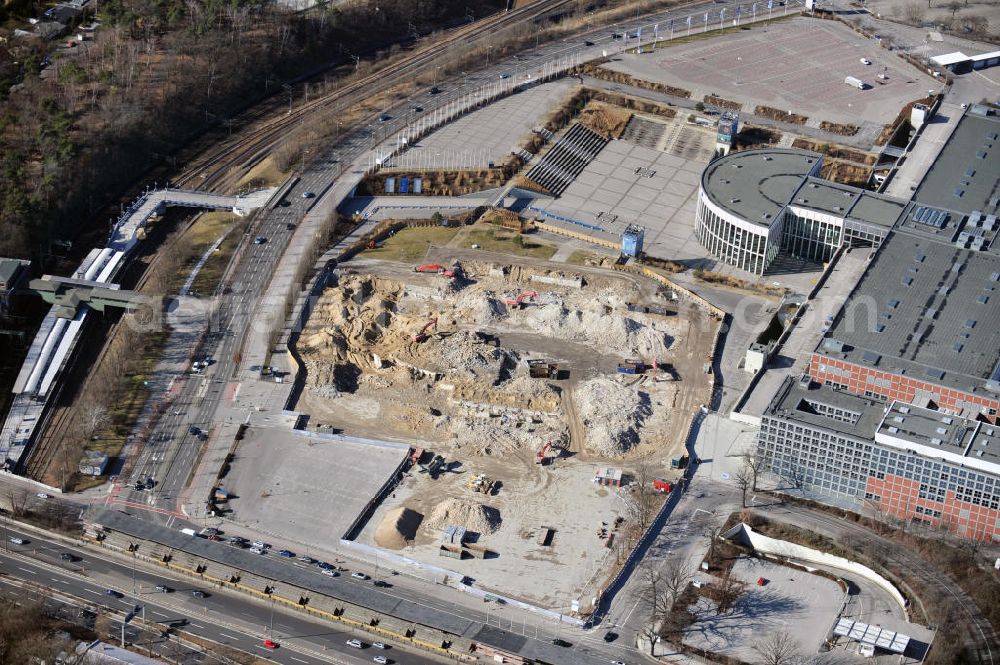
[776,505,997,664]
[174,0,580,191]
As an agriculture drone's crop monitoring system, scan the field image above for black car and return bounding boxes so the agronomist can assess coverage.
[373,580,391,588]
[191,590,207,598]
[552,638,572,647]
[60,552,75,561]
[429,86,441,94]
[317,561,334,570]
[584,40,595,46]
[189,426,200,436]
[603,631,618,643]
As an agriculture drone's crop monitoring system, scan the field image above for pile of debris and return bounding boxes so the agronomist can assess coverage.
[425,498,501,534]
[574,377,652,457]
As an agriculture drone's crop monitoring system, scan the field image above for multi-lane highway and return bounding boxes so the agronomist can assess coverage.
[0,523,446,665]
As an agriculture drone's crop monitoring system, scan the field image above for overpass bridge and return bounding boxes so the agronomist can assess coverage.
[0,187,274,475]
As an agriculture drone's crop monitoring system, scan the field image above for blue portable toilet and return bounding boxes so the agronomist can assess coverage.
[622,225,645,257]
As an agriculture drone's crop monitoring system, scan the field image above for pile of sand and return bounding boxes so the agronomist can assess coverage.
[425,498,501,535]
[575,377,652,457]
[374,506,424,550]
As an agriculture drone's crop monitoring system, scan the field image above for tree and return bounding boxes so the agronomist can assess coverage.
[637,559,693,654]
[753,629,799,665]
[84,403,110,440]
[628,460,659,532]
[741,452,765,491]
[695,101,705,112]
[902,2,925,23]
[704,525,722,564]
[734,463,753,508]
[946,0,962,19]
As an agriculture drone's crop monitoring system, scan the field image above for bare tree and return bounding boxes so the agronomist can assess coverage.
[5,488,29,517]
[902,2,925,23]
[704,525,722,564]
[84,403,110,441]
[627,460,658,532]
[735,463,753,508]
[712,567,745,615]
[945,0,962,19]
[753,629,799,665]
[782,463,807,491]
[741,452,765,491]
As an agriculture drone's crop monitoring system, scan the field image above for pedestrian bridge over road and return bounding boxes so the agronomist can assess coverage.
[1,186,276,477]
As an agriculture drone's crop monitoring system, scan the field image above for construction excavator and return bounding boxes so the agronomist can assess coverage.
[535,441,553,465]
[411,317,438,343]
[505,290,539,309]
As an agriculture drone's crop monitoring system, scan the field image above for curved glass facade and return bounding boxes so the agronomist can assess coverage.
[695,194,776,275]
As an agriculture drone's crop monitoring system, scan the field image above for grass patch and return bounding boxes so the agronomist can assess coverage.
[459,225,558,260]
[362,225,461,263]
[190,227,242,296]
[566,249,613,267]
[237,156,288,190]
[171,211,240,295]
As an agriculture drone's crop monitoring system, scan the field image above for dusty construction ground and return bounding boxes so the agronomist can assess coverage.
[295,247,717,607]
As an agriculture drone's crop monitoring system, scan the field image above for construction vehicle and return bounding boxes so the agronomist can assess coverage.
[411,317,438,343]
[409,447,425,465]
[670,454,689,470]
[414,264,445,273]
[467,473,496,494]
[616,359,646,375]
[652,479,673,493]
[535,441,553,465]
[504,290,539,308]
[419,454,446,477]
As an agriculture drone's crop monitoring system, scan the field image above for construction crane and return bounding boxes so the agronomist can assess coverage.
[535,441,553,465]
[411,317,438,343]
[505,290,539,309]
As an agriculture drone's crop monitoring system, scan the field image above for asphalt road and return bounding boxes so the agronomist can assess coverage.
[0,523,445,665]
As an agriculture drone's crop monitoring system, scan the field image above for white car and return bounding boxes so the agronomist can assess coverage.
[36,493,49,499]
[860,57,872,65]
[372,642,386,649]
[249,547,265,555]
[9,537,25,545]
[346,639,364,648]
[374,657,389,664]
[351,572,369,580]
[322,568,339,577]
[251,541,269,549]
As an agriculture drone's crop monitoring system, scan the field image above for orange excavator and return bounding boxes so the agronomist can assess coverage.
[411,317,438,343]
[414,264,445,273]
[505,290,539,309]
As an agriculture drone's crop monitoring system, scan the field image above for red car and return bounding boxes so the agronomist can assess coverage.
[756,577,768,586]
[263,639,279,649]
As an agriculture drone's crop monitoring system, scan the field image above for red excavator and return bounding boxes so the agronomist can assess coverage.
[411,317,438,343]
[505,290,539,308]
[535,441,553,465]
[414,264,445,273]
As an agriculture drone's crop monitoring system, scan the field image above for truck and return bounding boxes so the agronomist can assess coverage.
[652,479,674,493]
[180,528,198,537]
[845,76,866,90]
[670,454,689,470]
[616,359,645,375]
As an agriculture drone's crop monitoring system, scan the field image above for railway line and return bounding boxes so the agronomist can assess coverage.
[174,0,580,192]
[772,504,997,665]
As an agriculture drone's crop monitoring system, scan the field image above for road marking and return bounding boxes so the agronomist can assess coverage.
[152,611,168,617]
[17,567,37,575]
[83,588,100,595]
[290,657,308,663]
[219,633,239,641]
[189,623,205,629]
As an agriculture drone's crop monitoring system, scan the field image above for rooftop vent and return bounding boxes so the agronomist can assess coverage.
[955,189,965,198]
[730,198,741,204]
[763,156,772,161]
[977,151,987,159]
[862,351,881,365]
[888,426,899,434]
[925,368,945,380]
[964,319,976,328]
[978,295,990,305]
[876,324,886,333]
[936,427,948,434]
[943,417,953,424]
[954,342,964,352]
[902,276,914,286]
[893,416,905,423]
[900,406,910,414]
[966,168,976,177]
[810,183,818,188]
[931,437,943,445]
[915,253,926,262]
[887,298,900,309]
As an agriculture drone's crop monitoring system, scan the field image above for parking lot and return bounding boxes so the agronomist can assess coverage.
[603,18,938,126]
[388,80,576,170]
[218,425,409,554]
[685,556,844,662]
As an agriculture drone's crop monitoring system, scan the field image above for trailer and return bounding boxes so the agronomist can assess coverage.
[845,76,867,90]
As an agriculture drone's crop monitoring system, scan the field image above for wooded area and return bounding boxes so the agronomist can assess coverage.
[0,0,504,261]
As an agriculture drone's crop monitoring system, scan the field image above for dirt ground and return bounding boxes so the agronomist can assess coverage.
[294,248,717,606]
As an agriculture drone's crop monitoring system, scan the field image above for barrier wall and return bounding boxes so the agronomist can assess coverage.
[532,220,619,250]
[723,523,907,611]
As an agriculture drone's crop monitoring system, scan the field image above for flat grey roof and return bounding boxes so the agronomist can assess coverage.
[791,178,865,217]
[817,229,1000,395]
[763,377,883,440]
[878,400,1000,466]
[847,193,909,229]
[912,109,1000,216]
[764,376,886,440]
[701,148,820,227]
[0,257,28,287]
